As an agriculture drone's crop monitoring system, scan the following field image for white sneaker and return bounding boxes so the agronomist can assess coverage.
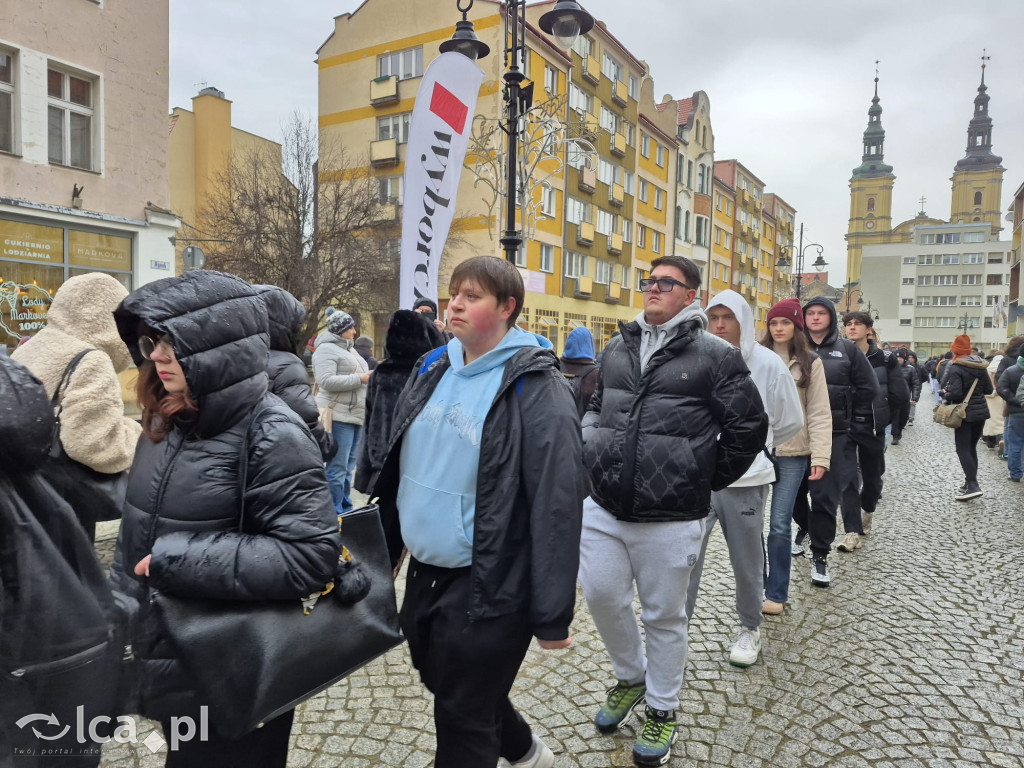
[791,528,806,557]
[728,627,761,667]
[509,735,554,768]
[836,532,862,552]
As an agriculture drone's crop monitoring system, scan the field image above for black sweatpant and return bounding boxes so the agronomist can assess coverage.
[891,402,911,439]
[794,432,858,557]
[844,426,885,525]
[161,709,293,768]
[954,419,986,483]
[400,559,534,768]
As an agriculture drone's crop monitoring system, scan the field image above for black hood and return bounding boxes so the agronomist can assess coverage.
[253,285,306,352]
[802,297,840,346]
[0,356,54,471]
[385,310,444,363]
[114,270,269,439]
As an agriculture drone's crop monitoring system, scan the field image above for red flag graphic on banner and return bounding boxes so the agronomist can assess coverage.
[429,83,469,134]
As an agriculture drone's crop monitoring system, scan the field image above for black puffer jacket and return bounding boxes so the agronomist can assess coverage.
[803,298,880,433]
[255,285,336,461]
[354,310,443,493]
[898,359,922,401]
[110,271,341,722]
[856,341,909,431]
[372,344,583,641]
[996,344,1021,381]
[940,355,993,423]
[0,356,53,471]
[581,315,768,522]
[997,359,1024,415]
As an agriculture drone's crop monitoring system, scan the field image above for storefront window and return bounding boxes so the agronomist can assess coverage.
[0,264,62,349]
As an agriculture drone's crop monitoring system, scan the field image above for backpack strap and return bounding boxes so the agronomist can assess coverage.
[417,346,447,376]
[49,349,96,457]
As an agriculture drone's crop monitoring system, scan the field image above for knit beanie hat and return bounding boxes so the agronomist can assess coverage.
[951,334,972,358]
[413,297,438,315]
[766,298,804,330]
[327,309,355,337]
[354,335,374,350]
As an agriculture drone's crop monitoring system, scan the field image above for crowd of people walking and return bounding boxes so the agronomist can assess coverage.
[2,258,1021,768]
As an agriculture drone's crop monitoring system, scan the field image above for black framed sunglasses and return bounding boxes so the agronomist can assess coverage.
[138,334,171,360]
[638,277,691,293]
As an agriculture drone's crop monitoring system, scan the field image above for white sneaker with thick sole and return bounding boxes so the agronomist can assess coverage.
[509,735,554,768]
[728,627,761,667]
[836,532,862,552]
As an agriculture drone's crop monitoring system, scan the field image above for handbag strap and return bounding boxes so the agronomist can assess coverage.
[52,349,96,416]
[960,377,978,406]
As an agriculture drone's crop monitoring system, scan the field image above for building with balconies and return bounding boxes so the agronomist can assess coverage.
[709,178,735,300]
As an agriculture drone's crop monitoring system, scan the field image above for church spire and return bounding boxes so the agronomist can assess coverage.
[851,62,894,179]
[954,50,1003,172]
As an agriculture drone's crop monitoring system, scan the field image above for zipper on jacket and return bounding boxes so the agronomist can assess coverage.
[10,640,108,678]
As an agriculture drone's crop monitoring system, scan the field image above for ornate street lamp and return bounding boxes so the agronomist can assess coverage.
[775,223,826,300]
[443,0,594,263]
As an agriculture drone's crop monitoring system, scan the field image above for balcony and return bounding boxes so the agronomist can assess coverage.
[604,281,621,303]
[608,183,624,207]
[608,232,623,254]
[578,167,596,193]
[370,75,399,105]
[370,138,399,166]
[739,254,747,266]
[740,189,752,207]
[612,79,628,106]
[739,224,749,238]
[577,221,595,245]
[751,230,760,245]
[610,132,626,157]
[582,55,601,83]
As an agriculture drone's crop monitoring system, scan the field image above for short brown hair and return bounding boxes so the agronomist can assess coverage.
[842,311,874,328]
[449,256,524,329]
[651,256,701,290]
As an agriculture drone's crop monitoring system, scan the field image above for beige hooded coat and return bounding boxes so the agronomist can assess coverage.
[12,272,141,473]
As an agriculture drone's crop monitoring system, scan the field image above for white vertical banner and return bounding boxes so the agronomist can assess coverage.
[399,52,485,311]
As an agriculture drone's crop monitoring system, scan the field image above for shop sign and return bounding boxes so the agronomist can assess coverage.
[0,281,52,340]
[69,230,132,271]
[0,220,64,263]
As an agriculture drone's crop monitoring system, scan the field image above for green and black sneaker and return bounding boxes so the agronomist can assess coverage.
[593,680,646,733]
[632,706,677,766]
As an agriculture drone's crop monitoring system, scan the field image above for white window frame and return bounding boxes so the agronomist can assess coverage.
[541,185,557,217]
[963,232,985,243]
[602,53,624,83]
[962,274,982,285]
[637,225,646,249]
[638,179,649,204]
[376,176,403,205]
[654,187,664,211]
[656,144,666,167]
[377,113,412,143]
[377,46,423,80]
[640,133,650,158]
[652,230,662,254]
[48,64,96,170]
[595,258,613,285]
[539,243,554,273]
[564,251,587,278]
[0,49,14,155]
[544,65,557,94]
[963,253,984,264]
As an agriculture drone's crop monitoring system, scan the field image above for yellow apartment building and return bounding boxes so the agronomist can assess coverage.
[710,178,735,298]
[168,87,283,273]
[763,192,796,304]
[714,159,764,308]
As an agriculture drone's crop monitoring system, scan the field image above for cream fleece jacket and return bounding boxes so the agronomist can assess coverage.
[12,272,141,474]
[773,349,833,469]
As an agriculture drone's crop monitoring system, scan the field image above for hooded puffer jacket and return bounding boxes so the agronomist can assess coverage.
[0,356,54,472]
[582,304,768,522]
[354,310,443,493]
[802,298,879,433]
[11,272,141,473]
[941,355,994,422]
[109,270,341,723]
[855,341,909,431]
[254,285,336,461]
[996,355,1024,415]
[898,358,922,401]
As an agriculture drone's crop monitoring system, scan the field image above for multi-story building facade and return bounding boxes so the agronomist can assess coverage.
[0,0,178,352]
[669,92,714,297]
[1009,180,1023,338]
[714,159,764,307]
[859,222,1012,356]
[709,177,735,298]
[763,193,795,304]
[169,87,283,273]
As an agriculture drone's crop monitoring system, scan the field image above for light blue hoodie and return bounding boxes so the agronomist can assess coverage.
[397,327,551,568]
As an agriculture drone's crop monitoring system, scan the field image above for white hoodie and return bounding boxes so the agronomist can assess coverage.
[706,291,804,487]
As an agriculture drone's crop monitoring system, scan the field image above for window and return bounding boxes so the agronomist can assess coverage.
[513,245,526,268]
[596,209,617,236]
[621,264,630,288]
[961,296,981,306]
[48,67,94,169]
[987,295,1007,306]
[654,188,664,211]
[935,317,956,328]
[635,269,647,291]
[564,251,587,278]
[918,254,934,265]
[638,179,649,204]
[597,158,619,186]
[900,319,912,326]
[540,244,554,273]
[376,176,403,204]
[695,216,709,247]
[901,298,913,305]
[595,258,613,284]
[623,171,635,196]
[939,254,959,265]
[962,274,982,285]
[0,50,13,154]
[973,191,983,206]
[935,275,957,286]
[933,296,957,306]
[726,200,733,216]
[544,65,557,94]
[377,113,411,143]
[867,197,875,212]
[378,46,423,80]
[541,185,557,217]
[652,231,662,254]
[916,297,931,307]
[697,164,711,194]
[917,276,933,286]
[915,317,934,327]
[600,106,620,134]
[656,144,666,167]
[902,277,915,285]
[687,160,694,188]
[986,274,1003,285]
[920,233,960,245]
[566,196,590,225]
[602,53,624,83]
[964,232,985,243]
[715,226,722,246]
[902,257,916,264]
[988,253,1004,264]
[624,122,635,146]
[628,74,639,99]
[637,225,646,249]
[572,35,592,59]
[568,84,593,115]
[684,211,691,242]
[640,133,650,158]
[622,219,632,243]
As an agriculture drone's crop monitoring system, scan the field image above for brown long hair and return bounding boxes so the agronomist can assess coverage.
[760,322,816,389]
[136,361,198,441]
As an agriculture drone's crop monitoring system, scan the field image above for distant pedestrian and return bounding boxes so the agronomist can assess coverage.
[353,335,379,371]
[940,334,993,500]
[891,348,920,439]
[412,297,451,339]
[559,326,600,419]
[996,349,1024,482]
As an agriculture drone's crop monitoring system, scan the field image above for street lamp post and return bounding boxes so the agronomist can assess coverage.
[774,223,826,301]
[442,0,593,264]
[957,312,977,334]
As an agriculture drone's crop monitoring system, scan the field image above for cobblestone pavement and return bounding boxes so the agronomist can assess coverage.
[97,399,1024,767]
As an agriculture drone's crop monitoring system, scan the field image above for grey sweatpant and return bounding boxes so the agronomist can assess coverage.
[684,484,768,632]
[579,497,708,712]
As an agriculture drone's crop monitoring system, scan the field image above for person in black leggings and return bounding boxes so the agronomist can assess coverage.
[940,334,993,501]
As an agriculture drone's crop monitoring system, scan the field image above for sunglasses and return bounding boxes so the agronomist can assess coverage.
[138,334,172,361]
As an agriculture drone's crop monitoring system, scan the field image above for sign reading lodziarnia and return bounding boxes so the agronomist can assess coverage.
[399,52,485,310]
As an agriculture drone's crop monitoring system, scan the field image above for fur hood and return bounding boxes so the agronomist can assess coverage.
[953,355,990,371]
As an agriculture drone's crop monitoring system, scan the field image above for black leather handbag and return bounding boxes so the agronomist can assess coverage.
[44,349,129,528]
[150,411,403,740]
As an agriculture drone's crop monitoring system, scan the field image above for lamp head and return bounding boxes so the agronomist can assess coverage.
[440,17,491,60]
[539,0,595,50]
[812,254,828,271]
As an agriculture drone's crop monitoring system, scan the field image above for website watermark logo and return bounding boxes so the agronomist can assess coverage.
[11,707,209,756]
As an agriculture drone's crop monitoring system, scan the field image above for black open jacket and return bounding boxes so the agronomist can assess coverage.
[940,355,994,423]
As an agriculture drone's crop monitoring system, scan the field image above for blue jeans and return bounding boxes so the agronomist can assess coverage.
[326,422,361,514]
[764,455,809,604]
[1006,415,1024,480]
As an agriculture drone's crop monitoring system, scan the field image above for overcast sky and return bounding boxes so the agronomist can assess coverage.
[169,0,1024,286]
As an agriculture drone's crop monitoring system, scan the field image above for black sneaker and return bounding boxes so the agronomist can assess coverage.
[955,481,983,501]
[810,555,831,587]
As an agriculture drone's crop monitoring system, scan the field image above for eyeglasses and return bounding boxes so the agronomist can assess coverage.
[638,277,691,293]
[138,334,171,360]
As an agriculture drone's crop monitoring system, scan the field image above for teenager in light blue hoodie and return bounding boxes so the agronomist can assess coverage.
[372,257,584,768]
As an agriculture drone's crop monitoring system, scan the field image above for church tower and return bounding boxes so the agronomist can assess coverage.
[950,55,1004,231]
[846,69,896,288]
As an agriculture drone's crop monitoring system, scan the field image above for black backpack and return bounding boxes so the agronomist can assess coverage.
[563,364,598,419]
